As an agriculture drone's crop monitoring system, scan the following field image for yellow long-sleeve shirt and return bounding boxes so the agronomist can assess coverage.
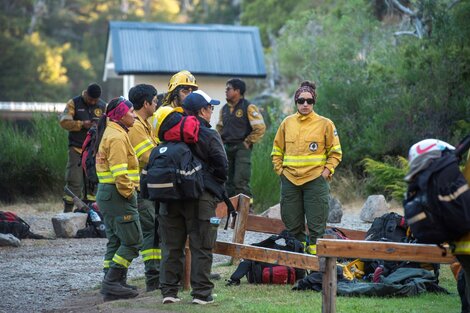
[128,113,158,172]
[271,111,342,186]
[95,121,140,198]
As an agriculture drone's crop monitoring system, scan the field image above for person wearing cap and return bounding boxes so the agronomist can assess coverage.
[406,139,470,313]
[94,97,142,301]
[157,90,227,305]
[216,78,266,200]
[59,83,106,212]
[271,81,342,255]
[127,84,161,292]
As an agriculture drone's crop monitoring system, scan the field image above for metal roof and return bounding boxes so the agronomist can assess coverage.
[107,21,266,78]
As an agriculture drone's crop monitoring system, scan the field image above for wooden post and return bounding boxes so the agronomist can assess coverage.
[321,256,337,313]
[231,194,250,264]
[183,237,190,290]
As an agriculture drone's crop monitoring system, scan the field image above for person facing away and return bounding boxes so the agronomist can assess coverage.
[59,83,106,212]
[94,97,142,301]
[127,84,161,292]
[271,81,342,255]
[216,78,266,199]
[156,90,226,305]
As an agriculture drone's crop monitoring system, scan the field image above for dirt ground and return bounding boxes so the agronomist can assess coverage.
[0,200,373,313]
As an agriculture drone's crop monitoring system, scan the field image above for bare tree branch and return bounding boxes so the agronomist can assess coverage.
[390,0,416,16]
[394,31,419,38]
[448,0,461,10]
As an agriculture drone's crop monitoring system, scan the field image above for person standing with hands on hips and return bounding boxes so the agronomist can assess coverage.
[271,81,342,255]
[94,97,142,301]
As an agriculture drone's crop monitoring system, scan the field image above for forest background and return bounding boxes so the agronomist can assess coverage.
[1,0,469,210]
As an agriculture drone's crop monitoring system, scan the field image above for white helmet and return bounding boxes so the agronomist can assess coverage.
[408,139,455,163]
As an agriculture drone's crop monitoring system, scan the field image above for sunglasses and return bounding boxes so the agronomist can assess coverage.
[296,98,315,105]
[207,105,214,111]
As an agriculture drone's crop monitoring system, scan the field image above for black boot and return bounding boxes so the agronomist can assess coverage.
[120,268,138,291]
[63,200,74,213]
[101,267,138,301]
[145,269,160,292]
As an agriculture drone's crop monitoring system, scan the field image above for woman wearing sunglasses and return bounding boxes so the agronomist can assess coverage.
[271,81,342,255]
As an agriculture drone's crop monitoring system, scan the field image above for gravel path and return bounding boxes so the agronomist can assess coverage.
[0,203,373,313]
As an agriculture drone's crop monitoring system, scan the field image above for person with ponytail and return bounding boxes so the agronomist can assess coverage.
[271,81,342,255]
[94,97,143,301]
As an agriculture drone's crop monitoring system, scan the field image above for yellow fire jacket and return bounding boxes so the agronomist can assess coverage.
[128,113,158,172]
[95,121,140,198]
[271,111,342,186]
[453,153,470,255]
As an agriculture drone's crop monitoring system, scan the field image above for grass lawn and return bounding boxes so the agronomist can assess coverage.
[109,262,461,313]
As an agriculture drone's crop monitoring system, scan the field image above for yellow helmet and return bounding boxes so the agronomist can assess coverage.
[150,106,184,140]
[167,70,198,93]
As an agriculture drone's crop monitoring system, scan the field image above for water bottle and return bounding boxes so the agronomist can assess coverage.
[89,208,101,222]
[210,217,221,229]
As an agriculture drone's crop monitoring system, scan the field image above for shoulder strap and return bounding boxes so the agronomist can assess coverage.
[455,134,470,160]
[180,117,187,142]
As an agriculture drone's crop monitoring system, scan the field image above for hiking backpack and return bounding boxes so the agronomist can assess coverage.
[140,141,204,201]
[364,212,408,242]
[403,135,470,244]
[0,211,44,239]
[80,126,99,192]
[227,230,306,285]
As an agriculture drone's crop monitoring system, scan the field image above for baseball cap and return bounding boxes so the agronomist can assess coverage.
[182,90,220,112]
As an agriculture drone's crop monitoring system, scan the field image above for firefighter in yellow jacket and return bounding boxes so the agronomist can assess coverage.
[162,70,198,108]
[95,97,142,301]
[128,84,161,292]
[149,70,198,143]
[271,81,342,255]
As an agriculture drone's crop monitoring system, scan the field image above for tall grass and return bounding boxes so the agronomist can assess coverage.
[0,114,67,202]
[251,128,281,213]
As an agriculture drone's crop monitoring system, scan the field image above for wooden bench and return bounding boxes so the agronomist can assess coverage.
[316,239,456,313]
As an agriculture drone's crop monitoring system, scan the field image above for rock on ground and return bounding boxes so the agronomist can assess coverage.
[0,201,371,313]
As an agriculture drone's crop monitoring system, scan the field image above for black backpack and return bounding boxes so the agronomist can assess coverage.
[362,212,440,279]
[80,126,99,195]
[0,211,44,239]
[403,135,470,244]
[364,212,408,242]
[140,141,204,201]
[227,230,306,285]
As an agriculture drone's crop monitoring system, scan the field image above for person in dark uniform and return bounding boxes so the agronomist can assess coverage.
[216,78,265,199]
[59,83,106,212]
[158,90,227,305]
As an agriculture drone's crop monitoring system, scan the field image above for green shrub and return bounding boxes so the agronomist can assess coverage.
[251,127,281,212]
[0,114,67,202]
[362,156,409,202]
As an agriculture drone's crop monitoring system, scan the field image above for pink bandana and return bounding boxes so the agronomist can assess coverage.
[107,99,132,121]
